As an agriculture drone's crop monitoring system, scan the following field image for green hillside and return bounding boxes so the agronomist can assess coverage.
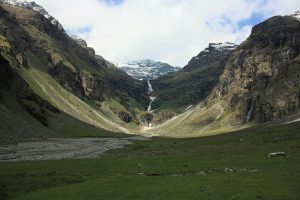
[0,3,151,142]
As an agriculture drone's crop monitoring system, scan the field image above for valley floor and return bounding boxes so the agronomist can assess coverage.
[0,122,300,199]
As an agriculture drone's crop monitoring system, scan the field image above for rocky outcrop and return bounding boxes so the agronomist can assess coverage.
[70,35,88,48]
[48,63,85,99]
[69,34,97,60]
[81,72,110,101]
[1,0,64,31]
[184,42,237,71]
[208,15,300,124]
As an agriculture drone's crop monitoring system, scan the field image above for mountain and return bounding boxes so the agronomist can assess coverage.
[118,59,181,80]
[1,0,63,30]
[0,0,299,140]
[208,13,300,124]
[148,12,300,137]
[151,42,237,116]
[0,0,151,142]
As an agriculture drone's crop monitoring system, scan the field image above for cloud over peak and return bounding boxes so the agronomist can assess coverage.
[35,0,300,66]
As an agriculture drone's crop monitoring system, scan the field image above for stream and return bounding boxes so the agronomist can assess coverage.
[147,80,156,127]
[246,96,256,122]
[147,80,155,111]
[147,80,153,94]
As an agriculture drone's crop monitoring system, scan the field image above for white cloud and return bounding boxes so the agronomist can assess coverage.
[34,0,300,66]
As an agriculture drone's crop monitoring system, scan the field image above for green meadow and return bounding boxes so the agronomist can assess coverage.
[1,122,300,200]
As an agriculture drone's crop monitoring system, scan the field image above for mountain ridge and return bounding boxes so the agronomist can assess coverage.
[0,0,299,139]
[151,42,237,115]
[1,0,64,30]
[0,0,152,142]
[148,13,300,137]
[118,59,181,80]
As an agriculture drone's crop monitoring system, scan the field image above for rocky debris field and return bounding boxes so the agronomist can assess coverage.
[0,136,149,161]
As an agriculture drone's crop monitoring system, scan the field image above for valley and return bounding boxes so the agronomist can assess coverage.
[0,0,299,199]
[1,122,299,199]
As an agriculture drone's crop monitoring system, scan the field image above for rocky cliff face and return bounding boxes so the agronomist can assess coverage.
[148,13,300,132]
[208,15,300,124]
[184,42,237,71]
[147,14,300,136]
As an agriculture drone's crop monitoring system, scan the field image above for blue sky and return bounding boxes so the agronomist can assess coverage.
[104,0,123,6]
[35,0,300,66]
[238,12,264,28]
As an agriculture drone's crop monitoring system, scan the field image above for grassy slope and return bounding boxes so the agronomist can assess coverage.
[0,4,147,137]
[21,51,130,133]
[152,71,195,113]
[0,53,125,144]
[146,102,234,137]
[152,69,203,114]
[0,121,299,199]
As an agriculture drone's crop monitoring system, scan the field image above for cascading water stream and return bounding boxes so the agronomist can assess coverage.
[146,80,156,127]
[147,80,153,93]
[147,101,153,112]
[246,96,256,122]
[147,80,154,111]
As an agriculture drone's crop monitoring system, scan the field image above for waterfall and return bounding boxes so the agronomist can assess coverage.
[147,101,153,112]
[147,97,156,112]
[146,80,156,127]
[246,96,256,122]
[147,80,154,112]
[147,80,153,94]
[287,48,292,60]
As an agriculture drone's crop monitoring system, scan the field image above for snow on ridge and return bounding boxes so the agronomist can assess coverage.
[69,35,82,41]
[209,42,238,50]
[118,63,140,69]
[0,0,64,30]
[190,42,237,62]
[118,60,180,80]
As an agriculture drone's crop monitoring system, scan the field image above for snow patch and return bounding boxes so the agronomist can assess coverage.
[1,0,64,31]
[118,59,181,80]
[209,42,238,51]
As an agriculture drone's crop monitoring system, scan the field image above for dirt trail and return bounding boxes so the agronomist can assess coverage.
[0,136,149,161]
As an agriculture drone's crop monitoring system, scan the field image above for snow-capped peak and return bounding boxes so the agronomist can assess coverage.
[187,42,237,67]
[0,0,64,31]
[209,42,238,51]
[290,11,300,21]
[118,59,181,80]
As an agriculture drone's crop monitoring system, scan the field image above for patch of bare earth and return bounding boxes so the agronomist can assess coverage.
[0,136,149,161]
